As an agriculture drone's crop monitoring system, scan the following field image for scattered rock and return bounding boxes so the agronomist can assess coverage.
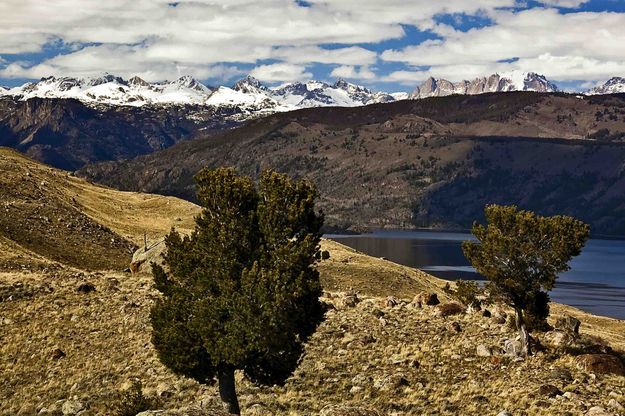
[131,240,166,273]
[585,406,612,416]
[374,373,409,391]
[76,282,96,294]
[576,354,625,376]
[537,384,562,398]
[321,250,331,260]
[384,296,398,308]
[476,344,493,357]
[414,291,439,307]
[340,293,360,308]
[434,302,464,317]
[51,348,66,360]
[555,315,581,335]
[608,399,624,412]
[497,411,513,416]
[543,330,576,348]
[61,400,84,415]
[482,309,492,318]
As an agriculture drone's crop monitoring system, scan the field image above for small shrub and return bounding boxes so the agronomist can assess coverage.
[453,280,482,308]
[109,381,160,416]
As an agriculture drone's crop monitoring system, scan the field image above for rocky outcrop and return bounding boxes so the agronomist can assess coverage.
[131,240,167,273]
[575,354,625,376]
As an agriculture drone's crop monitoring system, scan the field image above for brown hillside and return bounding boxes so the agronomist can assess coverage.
[79,92,625,235]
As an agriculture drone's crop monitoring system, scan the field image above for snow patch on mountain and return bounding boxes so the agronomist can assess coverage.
[2,74,401,116]
[586,77,625,95]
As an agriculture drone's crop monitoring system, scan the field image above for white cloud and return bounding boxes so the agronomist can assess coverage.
[0,0,520,83]
[249,63,312,82]
[382,8,625,82]
[330,65,376,80]
[539,0,589,7]
[0,0,621,85]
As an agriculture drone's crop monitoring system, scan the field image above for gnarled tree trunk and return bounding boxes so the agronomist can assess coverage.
[218,366,240,415]
[515,307,531,356]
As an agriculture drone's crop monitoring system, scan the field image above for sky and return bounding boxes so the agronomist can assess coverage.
[0,0,624,92]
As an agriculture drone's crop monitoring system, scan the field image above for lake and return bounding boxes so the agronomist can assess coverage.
[327,230,625,320]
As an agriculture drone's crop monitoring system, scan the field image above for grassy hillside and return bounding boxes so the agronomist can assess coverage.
[78,93,625,236]
[1,151,625,415]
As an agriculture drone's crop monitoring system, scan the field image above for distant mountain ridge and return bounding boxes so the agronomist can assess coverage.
[3,72,625,114]
[0,74,398,114]
[410,71,559,99]
[586,77,625,95]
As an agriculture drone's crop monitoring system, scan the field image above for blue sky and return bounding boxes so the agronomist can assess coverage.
[1,0,624,92]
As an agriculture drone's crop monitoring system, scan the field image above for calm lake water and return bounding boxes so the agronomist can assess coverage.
[327,230,625,320]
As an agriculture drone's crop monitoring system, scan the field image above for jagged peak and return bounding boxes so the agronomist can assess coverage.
[128,76,150,86]
[232,75,266,92]
[86,73,127,87]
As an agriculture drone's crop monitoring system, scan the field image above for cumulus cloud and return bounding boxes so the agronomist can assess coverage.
[382,8,625,82]
[250,63,312,82]
[330,65,376,80]
[0,0,622,86]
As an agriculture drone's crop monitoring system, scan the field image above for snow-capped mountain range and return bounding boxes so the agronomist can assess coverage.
[0,74,399,112]
[1,72,623,115]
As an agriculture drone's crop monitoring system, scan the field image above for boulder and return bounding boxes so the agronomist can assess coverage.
[61,400,84,415]
[339,293,360,308]
[414,291,439,307]
[131,240,167,273]
[576,354,625,376]
[384,296,398,308]
[434,302,465,317]
[585,406,612,416]
[543,330,577,348]
[608,399,624,412]
[555,315,581,335]
[476,344,494,357]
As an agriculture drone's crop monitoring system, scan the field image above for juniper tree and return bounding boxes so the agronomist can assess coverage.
[462,205,589,356]
[150,168,325,414]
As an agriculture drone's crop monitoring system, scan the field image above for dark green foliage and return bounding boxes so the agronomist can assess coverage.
[453,280,482,308]
[524,291,551,332]
[463,205,589,355]
[109,381,160,416]
[150,168,325,414]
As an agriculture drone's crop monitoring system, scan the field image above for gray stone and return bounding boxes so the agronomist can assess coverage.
[555,315,581,335]
[61,400,84,415]
[476,344,492,357]
[585,406,611,416]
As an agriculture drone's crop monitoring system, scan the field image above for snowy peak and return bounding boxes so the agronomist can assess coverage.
[410,72,558,99]
[586,77,625,95]
[232,76,267,94]
[4,74,214,106]
[171,75,211,93]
